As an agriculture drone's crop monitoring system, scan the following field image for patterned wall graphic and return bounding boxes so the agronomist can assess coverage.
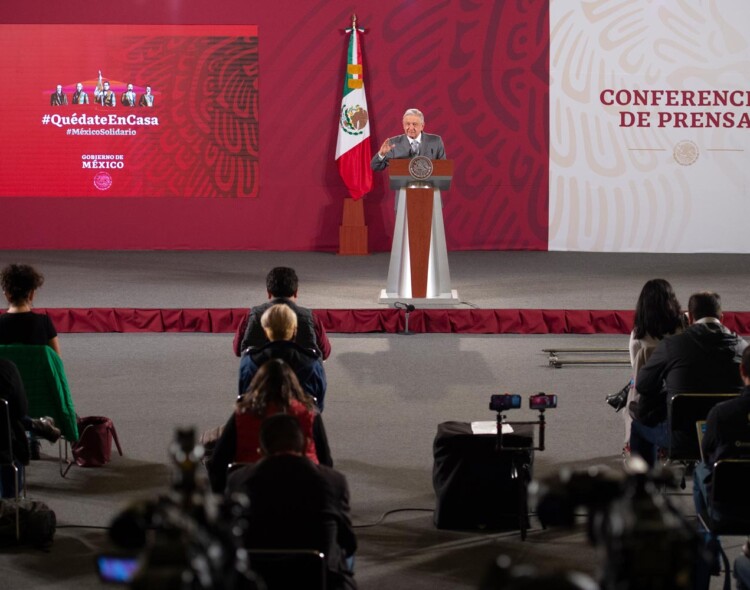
[0,1,547,251]
[124,33,259,198]
[367,0,550,250]
[550,0,750,253]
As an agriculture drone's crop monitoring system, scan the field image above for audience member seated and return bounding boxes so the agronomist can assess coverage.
[630,292,747,467]
[226,414,357,590]
[624,278,685,456]
[0,264,64,459]
[234,266,331,359]
[0,359,30,471]
[693,345,750,517]
[691,346,750,589]
[0,359,60,496]
[208,359,327,493]
[239,303,327,409]
[0,263,61,355]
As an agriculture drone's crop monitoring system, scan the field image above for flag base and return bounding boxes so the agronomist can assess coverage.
[338,198,369,255]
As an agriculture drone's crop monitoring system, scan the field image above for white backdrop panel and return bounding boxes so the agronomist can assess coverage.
[549,0,750,252]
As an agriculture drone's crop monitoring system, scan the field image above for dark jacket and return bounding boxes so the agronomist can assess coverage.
[240,298,320,356]
[635,321,746,425]
[227,455,357,590]
[702,385,750,468]
[0,359,30,465]
[239,341,327,410]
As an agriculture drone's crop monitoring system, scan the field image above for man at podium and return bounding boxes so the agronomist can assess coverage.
[371,108,446,171]
[370,108,457,304]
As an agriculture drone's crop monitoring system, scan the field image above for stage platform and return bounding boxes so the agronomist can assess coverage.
[8,249,750,334]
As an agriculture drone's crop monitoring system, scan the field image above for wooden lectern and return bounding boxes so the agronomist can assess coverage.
[378,159,459,304]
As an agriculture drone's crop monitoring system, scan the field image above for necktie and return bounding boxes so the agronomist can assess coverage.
[411,141,420,156]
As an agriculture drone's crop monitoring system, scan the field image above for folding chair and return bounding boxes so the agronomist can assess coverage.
[697,459,750,590]
[666,393,738,487]
[0,345,79,476]
[0,399,25,540]
[668,394,739,462]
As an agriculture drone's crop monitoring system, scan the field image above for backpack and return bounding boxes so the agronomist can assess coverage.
[0,498,56,547]
[71,416,123,467]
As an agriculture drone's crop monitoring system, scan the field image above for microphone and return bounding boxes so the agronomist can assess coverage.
[394,302,415,312]
[394,301,416,335]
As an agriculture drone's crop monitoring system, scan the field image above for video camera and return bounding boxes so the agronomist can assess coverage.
[101,428,260,590]
[531,461,702,590]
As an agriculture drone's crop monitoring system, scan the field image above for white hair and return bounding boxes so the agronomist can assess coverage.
[402,108,424,124]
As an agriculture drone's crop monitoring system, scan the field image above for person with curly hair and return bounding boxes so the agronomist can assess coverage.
[207,359,329,493]
[0,265,62,459]
[0,264,60,355]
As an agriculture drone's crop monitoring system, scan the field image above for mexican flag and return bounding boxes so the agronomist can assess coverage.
[335,25,372,200]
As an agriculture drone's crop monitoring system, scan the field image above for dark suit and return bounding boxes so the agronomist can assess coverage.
[121,91,136,106]
[50,92,68,106]
[138,94,154,107]
[72,91,89,105]
[227,455,357,590]
[370,132,446,171]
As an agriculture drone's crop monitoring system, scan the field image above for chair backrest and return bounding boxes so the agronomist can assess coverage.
[247,549,326,590]
[0,345,78,441]
[708,459,750,534]
[667,393,739,461]
[0,399,13,465]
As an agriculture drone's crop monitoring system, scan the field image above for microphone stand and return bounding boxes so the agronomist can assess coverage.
[394,302,416,335]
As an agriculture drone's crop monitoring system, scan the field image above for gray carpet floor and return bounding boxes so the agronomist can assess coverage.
[3,250,750,311]
[1,251,748,589]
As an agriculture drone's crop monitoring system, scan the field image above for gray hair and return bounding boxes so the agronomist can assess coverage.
[402,108,424,124]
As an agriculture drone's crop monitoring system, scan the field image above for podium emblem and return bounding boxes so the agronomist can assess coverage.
[408,155,433,180]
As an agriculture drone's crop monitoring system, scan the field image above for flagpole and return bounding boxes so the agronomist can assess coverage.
[338,14,371,256]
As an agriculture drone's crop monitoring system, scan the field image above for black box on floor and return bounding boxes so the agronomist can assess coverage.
[432,421,534,530]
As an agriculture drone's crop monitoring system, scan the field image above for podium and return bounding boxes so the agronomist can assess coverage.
[378,158,459,305]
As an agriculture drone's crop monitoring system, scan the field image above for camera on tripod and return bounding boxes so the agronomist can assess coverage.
[489,393,521,411]
[489,392,557,453]
[529,393,557,410]
[531,462,702,590]
[489,393,557,412]
[100,428,259,589]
